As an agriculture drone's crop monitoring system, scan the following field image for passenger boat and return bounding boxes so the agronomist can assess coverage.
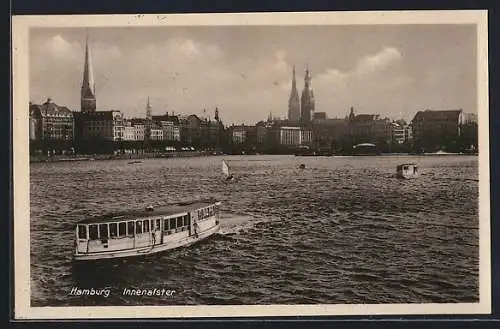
[396,163,419,179]
[73,201,221,261]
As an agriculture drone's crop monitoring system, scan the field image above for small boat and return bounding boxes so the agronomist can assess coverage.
[128,160,142,164]
[73,201,221,261]
[396,163,419,179]
[222,160,235,181]
[423,150,461,156]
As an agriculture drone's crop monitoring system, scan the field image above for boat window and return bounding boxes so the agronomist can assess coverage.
[89,225,98,240]
[163,219,169,231]
[155,219,160,231]
[109,223,118,238]
[136,221,143,234]
[99,224,109,239]
[119,222,126,237]
[183,215,188,226]
[78,225,87,239]
[127,221,134,236]
[169,218,176,230]
[177,216,183,227]
[143,220,150,233]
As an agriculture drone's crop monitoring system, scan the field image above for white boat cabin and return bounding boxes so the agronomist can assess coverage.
[74,201,220,260]
[396,163,419,179]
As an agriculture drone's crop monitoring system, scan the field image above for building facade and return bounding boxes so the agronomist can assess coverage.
[279,126,302,146]
[348,107,392,146]
[231,125,247,144]
[74,110,124,141]
[391,122,406,144]
[29,98,74,141]
[123,123,136,141]
[411,109,465,151]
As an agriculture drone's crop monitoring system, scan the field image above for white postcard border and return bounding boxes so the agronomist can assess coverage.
[12,10,491,319]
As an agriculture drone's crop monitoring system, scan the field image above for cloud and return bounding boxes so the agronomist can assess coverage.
[29,34,445,124]
[43,35,82,60]
[308,47,409,118]
[355,47,402,75]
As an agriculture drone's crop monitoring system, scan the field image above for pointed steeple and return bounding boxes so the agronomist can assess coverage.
[349,106,355,121]
[304,64,311,88]
[146,96,152,120]
[81,30,96,112]
[288,64,300,121]
[300,64,315,124]
[214,107,220,121]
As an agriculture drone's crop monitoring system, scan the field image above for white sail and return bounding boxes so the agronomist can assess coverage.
[222,160,230,177]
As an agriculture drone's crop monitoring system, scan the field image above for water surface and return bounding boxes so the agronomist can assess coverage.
[30,155,479,306]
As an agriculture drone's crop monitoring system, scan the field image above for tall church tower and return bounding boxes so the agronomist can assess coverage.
[214,107,220,122]
[145,96,153,140]
[300,65,315,124]
[288,65,300,122]
[146,96,152,121]
[81,31,96,112]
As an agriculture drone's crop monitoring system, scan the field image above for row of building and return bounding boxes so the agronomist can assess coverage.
[29,98,225,145]
[28,94,478,154]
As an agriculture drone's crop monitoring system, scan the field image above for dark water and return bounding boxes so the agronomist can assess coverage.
[30,155,479,306]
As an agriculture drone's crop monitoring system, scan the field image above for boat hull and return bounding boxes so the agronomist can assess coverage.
[396,173,419,179]
[74,222,220,261]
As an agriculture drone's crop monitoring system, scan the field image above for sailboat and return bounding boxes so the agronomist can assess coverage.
[222,160,235,181]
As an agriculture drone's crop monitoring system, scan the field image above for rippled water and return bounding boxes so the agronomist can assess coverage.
[30,155,479,306]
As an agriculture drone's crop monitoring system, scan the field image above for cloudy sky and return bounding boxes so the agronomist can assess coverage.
[29,24,476,124]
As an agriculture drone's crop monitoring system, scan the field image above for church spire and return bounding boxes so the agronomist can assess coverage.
[300,64,315,124]
[81,30,96,112]
[215,107,220,121]
[288,64,300,121]
[146,96,152,120]
[304,64,311,88]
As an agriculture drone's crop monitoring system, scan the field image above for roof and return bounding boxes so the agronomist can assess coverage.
[353,114,379,122]
[78,201,219,225]
[152,114,180,124]
[413,109,463,122]
[74,110,121,120]
[30,100,73,117]
[397,163,417,167]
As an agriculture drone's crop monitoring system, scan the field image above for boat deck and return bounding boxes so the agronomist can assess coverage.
[78,201,218,224]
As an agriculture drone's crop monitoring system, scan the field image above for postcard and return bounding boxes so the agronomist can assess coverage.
[12,10,490,319]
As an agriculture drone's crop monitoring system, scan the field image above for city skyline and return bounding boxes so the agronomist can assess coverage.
[30,25,477,124]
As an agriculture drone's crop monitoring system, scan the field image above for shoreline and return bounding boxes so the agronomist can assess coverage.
[29,151,213,163]
[30,151,478,163]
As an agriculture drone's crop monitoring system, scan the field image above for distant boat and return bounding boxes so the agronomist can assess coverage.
[351,143,380,156]
[396,163,419,179]
[128,160,142,164]
[222,160,235,181]
[424,150,461,156]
